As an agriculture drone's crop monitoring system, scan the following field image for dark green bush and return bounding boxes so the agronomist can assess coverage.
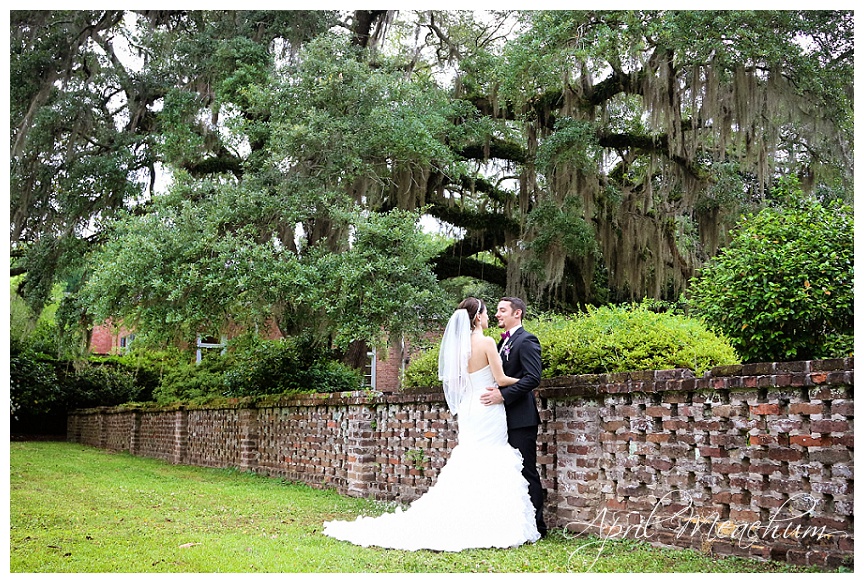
[89,350,179,403]
[223,336,363,397]
[56,364,140,409]
[11,340,150,433]
[152,357,232,404]
[149,336,363,404]
[12,331,365,413]
[689,199,853,363]
[403,303,739,387]
[10,343,62,419]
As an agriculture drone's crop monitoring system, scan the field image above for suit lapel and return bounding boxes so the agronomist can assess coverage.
[500,327,524,365]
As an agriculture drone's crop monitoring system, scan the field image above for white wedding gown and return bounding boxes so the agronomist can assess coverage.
[322,366,541,551]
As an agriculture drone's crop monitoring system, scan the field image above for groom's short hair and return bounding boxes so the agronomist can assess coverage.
[500,296,527,320]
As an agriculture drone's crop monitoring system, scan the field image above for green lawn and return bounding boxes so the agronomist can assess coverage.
[10,441,824,573]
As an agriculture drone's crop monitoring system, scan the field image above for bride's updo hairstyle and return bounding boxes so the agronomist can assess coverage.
[456,297,485,330]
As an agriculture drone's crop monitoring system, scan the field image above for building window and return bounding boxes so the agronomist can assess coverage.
[119,334,135,353]
[196,334,227,363]
[363,348,376,389]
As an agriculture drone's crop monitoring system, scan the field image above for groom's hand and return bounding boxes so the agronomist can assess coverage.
[480,386,504,406]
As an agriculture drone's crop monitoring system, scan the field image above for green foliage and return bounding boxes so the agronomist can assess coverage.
[222,337,363,398]
[536,117,600,174]
[10,277,63,356]
[157,90,208,164]
[147,336,364,405]
[10,343,62,419]
[404,303,738,387]
[152,357,232,405]
[524,196,595,265]
[80,179,294,346]
[265,33,460,186]
[689,198,853,363]
[56,364,140,409]
[539,304,738,377]
[91,349,185,403]
[82,183,444,351]
[10,340,149,426]
[402,344,441,389]
[14,10,855,341]
[308,208,447,350]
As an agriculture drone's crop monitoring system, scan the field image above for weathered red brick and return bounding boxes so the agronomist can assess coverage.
[729,509,761,523]
[750,403,781,415]
[767,448,804,462]
[645,405,670,417]
[787,402,823,416]
[830,400,854,416]
[709,404,733,417]
[809,372,828,384]
[747,433,776,446]
[790,434,832,447]
[648,458,674,471]
[710,434,748,448]
[811,358,850,372]
[810,419,849,434]
[711,461,746,474]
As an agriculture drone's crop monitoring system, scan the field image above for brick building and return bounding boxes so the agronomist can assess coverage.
[88,322,424,392]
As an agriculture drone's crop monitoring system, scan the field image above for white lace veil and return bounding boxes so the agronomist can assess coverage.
[438,308,472,415]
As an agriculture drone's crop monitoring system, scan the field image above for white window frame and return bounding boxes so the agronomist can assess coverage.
[118,333,135,353]
[364,348,377,389]
[196,334,227,363]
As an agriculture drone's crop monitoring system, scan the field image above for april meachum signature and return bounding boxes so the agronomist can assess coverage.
[560,491,847,571]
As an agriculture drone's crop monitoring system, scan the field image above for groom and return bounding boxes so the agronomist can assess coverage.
[480,296,547,538]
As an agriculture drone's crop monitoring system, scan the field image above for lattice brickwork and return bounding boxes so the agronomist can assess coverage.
[68,358,853,568]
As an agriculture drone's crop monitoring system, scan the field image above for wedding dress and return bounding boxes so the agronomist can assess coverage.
[322,365,541,551]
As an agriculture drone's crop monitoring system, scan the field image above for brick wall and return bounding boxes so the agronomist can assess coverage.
[68,358,853,569]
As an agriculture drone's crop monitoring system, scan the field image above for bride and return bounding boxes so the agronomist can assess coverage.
[322,297,541,551]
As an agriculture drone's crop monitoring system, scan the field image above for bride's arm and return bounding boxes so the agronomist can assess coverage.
[484,338,519,386]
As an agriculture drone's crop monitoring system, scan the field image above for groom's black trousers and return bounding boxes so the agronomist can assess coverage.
[508,425,547,535]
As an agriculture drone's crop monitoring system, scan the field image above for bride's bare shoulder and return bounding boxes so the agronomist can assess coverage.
[474,334,495,345]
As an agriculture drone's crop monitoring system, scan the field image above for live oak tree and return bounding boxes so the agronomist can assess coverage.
[10,10,853,354]
[467,11,853,307]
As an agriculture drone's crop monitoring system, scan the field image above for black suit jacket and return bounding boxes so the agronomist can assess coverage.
[497,327,542,429]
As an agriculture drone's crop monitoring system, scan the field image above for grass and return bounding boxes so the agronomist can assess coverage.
[10,441,825,573]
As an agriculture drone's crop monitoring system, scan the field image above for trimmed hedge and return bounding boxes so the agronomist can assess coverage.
[403,302,739,387]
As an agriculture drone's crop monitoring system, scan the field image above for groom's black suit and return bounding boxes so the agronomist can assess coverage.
[498,326,547,536]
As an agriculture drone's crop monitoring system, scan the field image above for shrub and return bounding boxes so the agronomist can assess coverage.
[10,342,62,419]
[403,327,500,388]
[403,302,737,387]
[539,304,738,377]
[56,364,140,409]
[223,336,362,397]
[402,343,441,388]
[688,199,853,363]
[11,340,152,434]
[90,350,179,403]
[152,357,232,405]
